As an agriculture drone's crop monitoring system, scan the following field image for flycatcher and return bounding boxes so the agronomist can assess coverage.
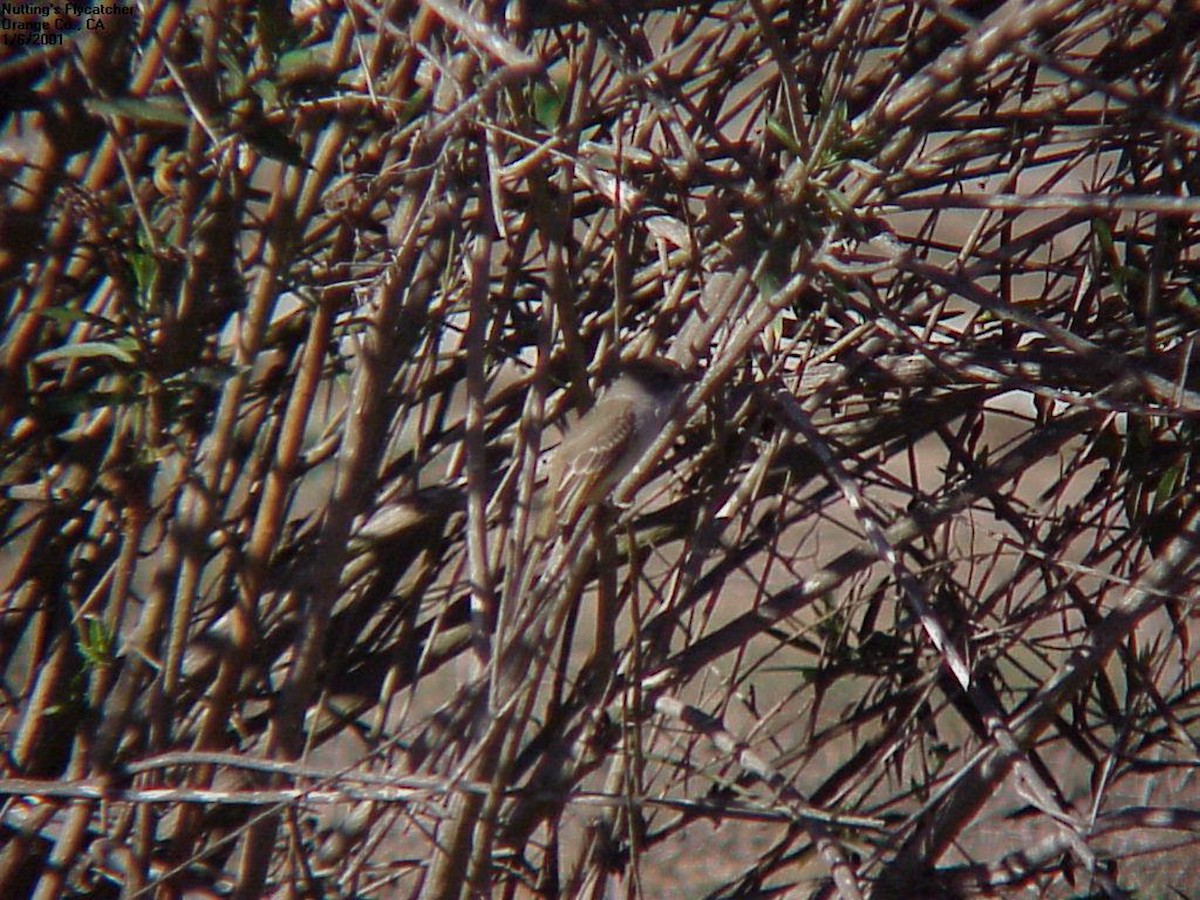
[539,356,692,537]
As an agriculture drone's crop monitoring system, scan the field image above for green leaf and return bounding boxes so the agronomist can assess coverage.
[767,115,804,157]
[77,617,116,668]
[1153,465,1181,510]
[84,96,189,128]
[533,81,564,130]
[38,306,91,326]
[34,339,139,367]
[128,247,158,309]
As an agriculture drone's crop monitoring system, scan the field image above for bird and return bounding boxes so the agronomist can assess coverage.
[539,355,693,538]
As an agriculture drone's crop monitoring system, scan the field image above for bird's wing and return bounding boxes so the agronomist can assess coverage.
[553,400,637,523]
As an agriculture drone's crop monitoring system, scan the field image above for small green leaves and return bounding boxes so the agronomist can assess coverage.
[78,617,116,670]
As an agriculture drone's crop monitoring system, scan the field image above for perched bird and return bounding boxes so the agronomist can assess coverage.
[540,356,692,537]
